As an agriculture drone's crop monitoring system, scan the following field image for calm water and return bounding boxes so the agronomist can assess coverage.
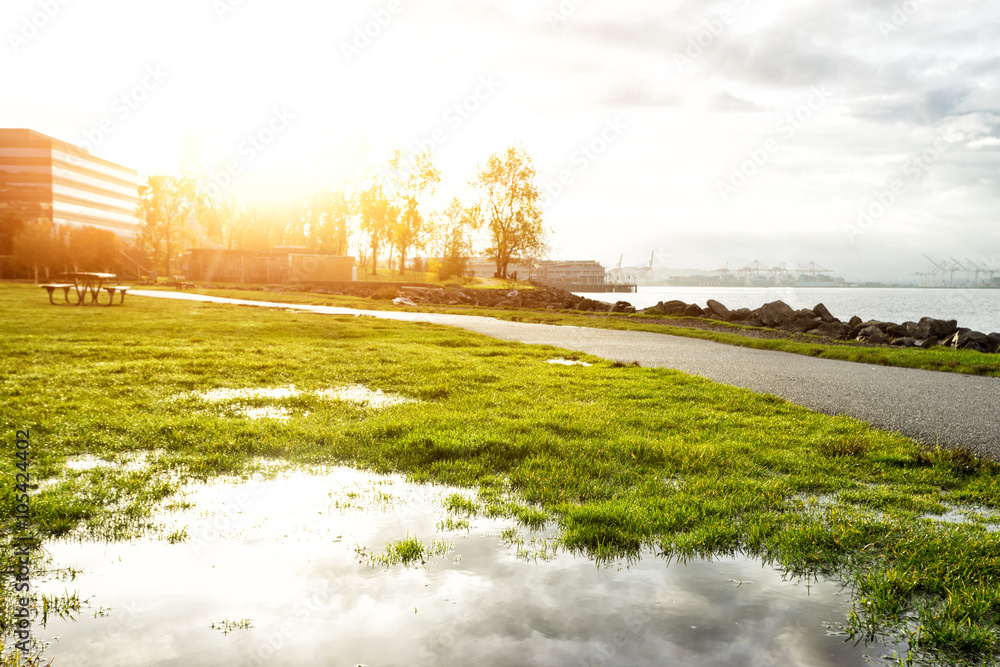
[28,466,897,666]
[577,287,1000,334]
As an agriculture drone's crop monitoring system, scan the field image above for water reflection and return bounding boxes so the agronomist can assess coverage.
[32,467,894,666]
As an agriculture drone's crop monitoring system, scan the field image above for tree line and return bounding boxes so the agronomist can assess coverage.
[137,143,548,281]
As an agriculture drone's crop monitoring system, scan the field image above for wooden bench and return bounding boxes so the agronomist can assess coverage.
[40,284,75,305]
[169,275,194,290]
[103,286,131,305]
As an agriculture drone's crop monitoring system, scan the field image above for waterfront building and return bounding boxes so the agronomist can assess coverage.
[0,128,141,240]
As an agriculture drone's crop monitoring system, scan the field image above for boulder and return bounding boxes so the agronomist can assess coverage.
[783,313,823,333]
[989,333,1000,353]
[755,300,795,328]
[953,329,993,352]
[610,301,636,314]
[706,299,732,320]
[884,323,912,339]
[813,303,838,323]
[915,317,959,340]
[682,303,705,317]
[849,320,892,340]
[902,322,918,336]
[807,321,848,339]
[848,315,863,328]
[891,337,917,348]
[857,325,888,345]
[662,300,689,315]
[917,337,939,349]
[728,308,753,322]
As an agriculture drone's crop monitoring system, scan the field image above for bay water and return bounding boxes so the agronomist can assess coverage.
[576,287,1000,335]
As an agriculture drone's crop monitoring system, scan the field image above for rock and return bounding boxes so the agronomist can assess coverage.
[849,320,892,340]
[682,303,705,317]
[610,301,636,314]
[917,337,939,349]
[857,325,888,344]
[954,330,993,352]
[783,313,823,333]
[755,300,795,328]
[706,299,732,320]
[848,316,863,328]
[902,322,918,336]
[662,300,688,315]
[885,323,911,339]
[989,333,1000,353]
[728,308,753,322]
[807,321,848,339]
[813,303,838,322]
[915,317,959,340]
[892,337,917,348]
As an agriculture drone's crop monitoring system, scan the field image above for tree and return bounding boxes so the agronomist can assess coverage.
[137,175,197,276]
[12,221,63,282]
[317,188,353,256]
[66,225,120,272]
[389,149,440,275]
[434,197,481,281]
[0,210,25,256]
[475,145,547,279]
[359,182,396,276]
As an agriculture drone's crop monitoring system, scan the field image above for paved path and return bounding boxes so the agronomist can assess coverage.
[134,291,1000,458]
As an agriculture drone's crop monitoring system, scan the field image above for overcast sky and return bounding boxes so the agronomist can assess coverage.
[3,0,998,280]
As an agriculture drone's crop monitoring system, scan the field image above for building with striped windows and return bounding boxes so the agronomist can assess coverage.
[0,128,141,240]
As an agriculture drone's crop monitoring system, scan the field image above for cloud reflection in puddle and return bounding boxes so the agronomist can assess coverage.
[30,467,897,666]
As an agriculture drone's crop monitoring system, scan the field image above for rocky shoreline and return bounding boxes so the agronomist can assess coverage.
[273,281,1000,354]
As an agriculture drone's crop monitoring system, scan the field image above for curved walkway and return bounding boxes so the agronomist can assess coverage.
[133,291,1000,459]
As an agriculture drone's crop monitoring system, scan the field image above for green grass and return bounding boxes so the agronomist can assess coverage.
[157,283,1000,378]
[2,281,1000,664]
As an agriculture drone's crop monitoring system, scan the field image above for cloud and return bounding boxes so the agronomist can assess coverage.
[710,91,767,113]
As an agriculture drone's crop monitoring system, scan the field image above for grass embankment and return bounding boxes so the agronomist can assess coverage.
[1,281,999,664]
[160,284,1000,377]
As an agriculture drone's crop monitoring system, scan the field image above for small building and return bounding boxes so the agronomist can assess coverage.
[0,128,140,240]
[467,257,535,280]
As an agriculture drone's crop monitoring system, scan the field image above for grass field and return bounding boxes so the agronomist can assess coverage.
[147,284,1000,378]
[2,281,1000,665]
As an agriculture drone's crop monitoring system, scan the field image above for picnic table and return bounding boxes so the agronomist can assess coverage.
[42,273,130,306]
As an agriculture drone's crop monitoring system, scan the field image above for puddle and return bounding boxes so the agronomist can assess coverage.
[24,467,898,666]
[189,384,415,421]
[547,358,593,367]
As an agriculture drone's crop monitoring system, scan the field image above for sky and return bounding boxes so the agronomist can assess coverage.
[2,0,999,281]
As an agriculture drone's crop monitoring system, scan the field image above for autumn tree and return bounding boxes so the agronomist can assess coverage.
[137,175,197,276]
[317,188,354,256]
[475,145,547,279]
[434,198,481,281]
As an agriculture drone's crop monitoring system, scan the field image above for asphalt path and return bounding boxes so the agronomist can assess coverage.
[134,291,1000,459]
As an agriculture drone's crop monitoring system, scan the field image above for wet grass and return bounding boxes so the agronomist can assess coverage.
[150,284,1000,378]
[2,282,1000,664]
